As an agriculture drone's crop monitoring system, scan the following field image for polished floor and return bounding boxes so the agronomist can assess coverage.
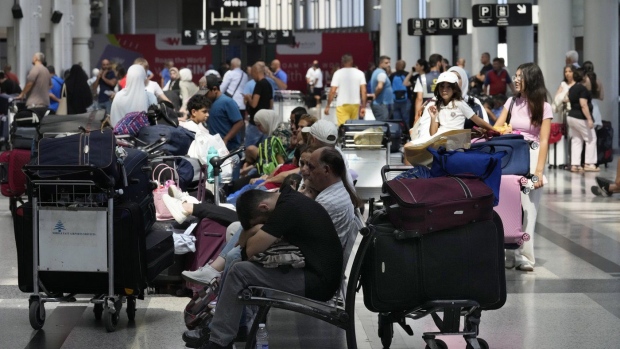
[1,158,620,349]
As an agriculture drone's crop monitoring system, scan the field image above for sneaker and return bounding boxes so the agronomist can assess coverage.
[182,264,222,286]
[505,249,515,269]
[162,194,189,224]
[516,261,534,272]
[591,186,605,196]
[595,177,613,196]
[182,327,210,348]
[583,164,600,172]
[168,185,200,204]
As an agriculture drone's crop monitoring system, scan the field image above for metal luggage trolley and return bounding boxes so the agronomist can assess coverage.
[24,165,134,332]
[340,122,391,201]
[274,90,305,123]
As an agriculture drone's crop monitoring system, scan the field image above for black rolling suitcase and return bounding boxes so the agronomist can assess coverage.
[118,147,156,231]
[13,201,149,295]
[362,210,506,312]
[145,228,175,283]
[596,120,613,167]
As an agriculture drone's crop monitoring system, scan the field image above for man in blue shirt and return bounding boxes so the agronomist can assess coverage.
[160,60,173,88]
[47,66,63,112]
[92,59,117,115]
[370,56,394,121]
[267,59,287,90]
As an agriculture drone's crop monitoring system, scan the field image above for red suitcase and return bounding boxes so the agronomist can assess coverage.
[382,176,495,237]
[494,175,530,247]
[0,148,30,197]
[186,217,228,292]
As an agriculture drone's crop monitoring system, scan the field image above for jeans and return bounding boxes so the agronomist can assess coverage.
[95,100,112,115]
[244,123,266,147]
[392,100,411,127]
[371,103,393,121]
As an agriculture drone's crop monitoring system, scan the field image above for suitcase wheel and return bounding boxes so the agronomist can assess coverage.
[424,339,448,349]
[29,300,46,330]
[465,338,489,349]
[378,314,393,348]
[522,233,531,242]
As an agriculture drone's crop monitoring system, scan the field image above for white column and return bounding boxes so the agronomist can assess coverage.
[364,0,379,32]
[380,0,398,65]
[124,0,135,34]
[537,0,572,91]
[506,0,533,70]
[471,0,498,75]
[427,0,452,64]
[97,0,109,34]
[401,0,421,66]
[51,0,74,74]
[72,0,91,73]
[14,0,42,84]
[456,0,472,76]
[304,0,312,29]
[584,0,619,144]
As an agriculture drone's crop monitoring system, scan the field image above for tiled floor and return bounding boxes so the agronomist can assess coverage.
[1,159,619,349]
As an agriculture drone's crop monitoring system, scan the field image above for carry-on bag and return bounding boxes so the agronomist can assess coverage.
[145,228,175,282]
[113,111,150,136]
[344,119,402,152]
[596,120,613,167]
[38,109,106,136]
[13,108,49,128]
[137,124,194,156]
[186,217,228,292]
[0,148,31,197]
[147,101,180,127]
[494,175,530,247]
[470,134,531,175]
[382,176,495,236]
[37,128,119,182]
[10,126,38,150]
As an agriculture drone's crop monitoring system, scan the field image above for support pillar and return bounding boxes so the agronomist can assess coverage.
[13,0,42,84]
[364,0,379,33]
[427,0,452,64]
[96,0,109,34]
[506,0,534,70]
[537,0,572,91]
[72,0,92,73]
[584,0,619,145]
[471,0,498,75]
[456,0,472,77]
[379,0,398,64]
[400,0,421,67]
[304,0,312,29]
[124,0,135,34]
[50,0,73,74]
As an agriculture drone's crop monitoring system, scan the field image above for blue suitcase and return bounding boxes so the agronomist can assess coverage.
[470,134,531,176]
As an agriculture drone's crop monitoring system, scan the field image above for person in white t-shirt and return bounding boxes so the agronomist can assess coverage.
[324,54,367,126]
[306,60,323,108]
[428,72,494,136]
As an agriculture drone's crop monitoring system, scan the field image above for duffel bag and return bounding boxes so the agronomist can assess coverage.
[38,109,107,136]
[137,125,194,156]
[147,101,180,127]
[469,134,531,176]
[113,111,150,136]
[382,176,494,236]
[13,108,49,128]
[10,126,38,150]
[37,128,119,182]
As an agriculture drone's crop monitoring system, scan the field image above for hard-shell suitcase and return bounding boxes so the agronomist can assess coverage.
[382,176,495,237]
[145,229,175,282]
[344,119,402,152]
[596,120,613,167]
[362,210,506,312]
[0,148,30,197]
[494,175,530,247]
[38,109,107,136]
[470,134,531,175]
[13,201,148,295]
[137,125,194,156]
[186,217,228,291]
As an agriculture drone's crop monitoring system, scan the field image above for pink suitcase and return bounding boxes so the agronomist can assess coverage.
[494,175,530,246]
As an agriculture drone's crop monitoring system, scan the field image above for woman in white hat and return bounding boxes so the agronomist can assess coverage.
[428,72,495,136]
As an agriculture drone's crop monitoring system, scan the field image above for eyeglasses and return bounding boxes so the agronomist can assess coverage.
[512,75,522,82]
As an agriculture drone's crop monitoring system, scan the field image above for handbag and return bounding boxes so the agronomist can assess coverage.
[428,146,505,205]
[152,163,179,221]
[56,84,67,115]
[549,123,565,145]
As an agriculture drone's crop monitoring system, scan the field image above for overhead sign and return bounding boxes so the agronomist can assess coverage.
[472,3,532,27]
[209,0,261,7]
[407,17,467,36]
[182,29,295,46]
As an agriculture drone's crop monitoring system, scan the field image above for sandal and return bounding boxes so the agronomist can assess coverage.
[583,164,600,172]
[570,166,584,172]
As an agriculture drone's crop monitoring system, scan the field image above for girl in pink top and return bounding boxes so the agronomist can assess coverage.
[493,62,552,272]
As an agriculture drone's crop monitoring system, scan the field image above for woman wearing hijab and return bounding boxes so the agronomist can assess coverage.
[109,64,157,126]
[241,109,289,177]
[63,64,93,114]
[179,68,199,114]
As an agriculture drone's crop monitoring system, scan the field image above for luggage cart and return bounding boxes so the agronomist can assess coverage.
[24,165,135,332]
[340,122,391,201]
[274,90,305,124]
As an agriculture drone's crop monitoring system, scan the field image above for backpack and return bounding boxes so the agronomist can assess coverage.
[184,280,219,330]
[392,74,408,102]
[113,111,150,136]
[257,136,286,176]
[463,96,485,129]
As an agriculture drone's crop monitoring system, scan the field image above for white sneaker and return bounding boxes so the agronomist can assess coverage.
[516,261,534,272]
[168,185,200,204]
[505,249,515,269]
[162,194,190,224]
[182,264,222,285]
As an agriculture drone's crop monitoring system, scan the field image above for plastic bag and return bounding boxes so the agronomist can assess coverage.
[187,129,233,180]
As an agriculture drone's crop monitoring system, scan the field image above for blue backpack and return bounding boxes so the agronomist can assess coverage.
[392,74,408,102]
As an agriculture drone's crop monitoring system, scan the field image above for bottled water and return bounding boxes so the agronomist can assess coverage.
[255,323,269,349]
[206,146,218,183]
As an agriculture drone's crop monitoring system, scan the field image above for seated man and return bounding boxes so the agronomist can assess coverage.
[200,188,343,349]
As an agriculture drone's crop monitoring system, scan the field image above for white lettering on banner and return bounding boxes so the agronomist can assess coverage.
[187,64,207,76]
[276,33,322,55]
[155,34,201,51]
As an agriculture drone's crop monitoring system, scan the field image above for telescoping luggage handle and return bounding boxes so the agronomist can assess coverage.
[343,121,392,138]
[380,165,416,184]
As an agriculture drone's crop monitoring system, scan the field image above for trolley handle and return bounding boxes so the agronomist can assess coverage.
[209,146,245,173]
[380,165,415,183]
[24,164,104,172]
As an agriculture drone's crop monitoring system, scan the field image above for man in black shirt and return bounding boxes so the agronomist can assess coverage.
[0,72,22,95]
[203,187,342,349]
[244,61,274,147]
[471,52,492,96]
